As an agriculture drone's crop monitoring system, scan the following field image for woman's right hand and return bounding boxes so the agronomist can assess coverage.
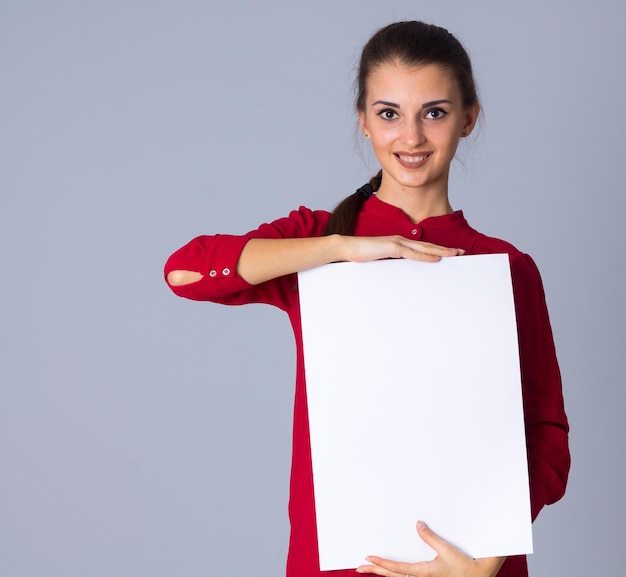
[343,234,464,263]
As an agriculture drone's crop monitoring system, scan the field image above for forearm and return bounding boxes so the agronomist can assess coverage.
[236,235,347,285]
[527,422,570,519]
[166,230,461,289]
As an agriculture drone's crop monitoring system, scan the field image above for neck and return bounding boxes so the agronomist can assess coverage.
[375,174,453,223]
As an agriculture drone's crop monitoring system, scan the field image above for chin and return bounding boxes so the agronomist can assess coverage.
[396,177,432,190]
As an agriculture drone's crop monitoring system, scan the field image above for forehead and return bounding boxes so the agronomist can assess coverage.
[365,61,460,103]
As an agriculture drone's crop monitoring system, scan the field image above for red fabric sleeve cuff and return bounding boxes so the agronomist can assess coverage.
[164,234,254,300]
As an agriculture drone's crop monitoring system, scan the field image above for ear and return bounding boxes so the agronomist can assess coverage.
[358,111,368,136]
[461,102,480,137]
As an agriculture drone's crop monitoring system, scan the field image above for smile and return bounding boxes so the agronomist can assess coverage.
[397,154,428,163]
[394,152,431,168]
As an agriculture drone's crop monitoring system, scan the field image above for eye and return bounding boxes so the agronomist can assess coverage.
[425,107,447,120]
[376,108,399,120]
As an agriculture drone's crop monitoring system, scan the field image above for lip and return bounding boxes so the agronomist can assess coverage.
[394,152,431,169]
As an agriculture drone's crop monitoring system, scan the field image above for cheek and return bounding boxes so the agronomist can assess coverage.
[432,126,461,150]
[371,124,400,145]
[370,135,395,157]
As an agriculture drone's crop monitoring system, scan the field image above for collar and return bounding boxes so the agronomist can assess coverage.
[363,194,469,231]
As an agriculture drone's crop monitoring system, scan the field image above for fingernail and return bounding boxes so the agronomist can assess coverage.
[417,520,427,530]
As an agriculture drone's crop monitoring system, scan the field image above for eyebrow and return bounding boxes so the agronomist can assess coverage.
[371,99,453,109]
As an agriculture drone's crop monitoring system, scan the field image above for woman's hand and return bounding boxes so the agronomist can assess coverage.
[356,521,505,577]
[342,235,464,264]
[234,235,463,286]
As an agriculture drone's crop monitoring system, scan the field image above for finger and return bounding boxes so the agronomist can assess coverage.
[379,239,441,262]
[416,520,455,558]
[401,250,442,263]
[356,560,393,576]
[355,562,397,577]
[356,555,415,576]
[411,243,465,256]
[399,239,465,257]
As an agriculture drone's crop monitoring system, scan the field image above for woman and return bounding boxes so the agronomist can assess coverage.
[164,21,570,577]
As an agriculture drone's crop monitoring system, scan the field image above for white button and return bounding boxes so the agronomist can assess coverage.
[209,269,217,277]
[222,268,231,276]
[411,229,418,235]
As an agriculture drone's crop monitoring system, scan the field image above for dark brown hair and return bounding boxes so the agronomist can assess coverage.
[324,21,479,236]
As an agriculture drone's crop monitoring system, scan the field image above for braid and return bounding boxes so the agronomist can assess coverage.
[323,170,382,236]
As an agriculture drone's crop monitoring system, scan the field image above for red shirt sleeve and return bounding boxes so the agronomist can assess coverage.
[163,206,329,311]
[510,253,570,520]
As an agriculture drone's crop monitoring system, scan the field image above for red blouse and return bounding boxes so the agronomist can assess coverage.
[164,197,570,577]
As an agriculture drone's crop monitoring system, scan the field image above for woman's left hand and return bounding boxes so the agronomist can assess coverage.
[356,521,506,577]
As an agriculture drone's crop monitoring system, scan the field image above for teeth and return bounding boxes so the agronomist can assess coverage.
[399,154,428,163]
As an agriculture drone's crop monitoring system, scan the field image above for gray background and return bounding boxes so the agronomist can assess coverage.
[1,1,624,576]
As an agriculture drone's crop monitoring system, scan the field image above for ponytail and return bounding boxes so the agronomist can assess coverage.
[323,170,382,236]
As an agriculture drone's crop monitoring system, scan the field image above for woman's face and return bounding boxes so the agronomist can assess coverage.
[359,61,479,200]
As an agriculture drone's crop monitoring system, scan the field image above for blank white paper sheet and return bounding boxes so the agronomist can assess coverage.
[298,255,532,571]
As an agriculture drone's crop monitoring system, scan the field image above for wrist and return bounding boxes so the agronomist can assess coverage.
[325,233,349,263]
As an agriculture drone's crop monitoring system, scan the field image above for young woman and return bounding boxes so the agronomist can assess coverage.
[164,21,570,577]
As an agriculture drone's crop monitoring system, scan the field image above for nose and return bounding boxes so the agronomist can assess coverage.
[402,119,426,147]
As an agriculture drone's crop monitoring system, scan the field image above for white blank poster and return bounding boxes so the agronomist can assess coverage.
[298,255,532,571]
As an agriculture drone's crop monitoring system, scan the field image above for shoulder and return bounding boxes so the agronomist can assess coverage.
[476,232,541,280]
[462,224,524,258]
[458,221,543,284]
